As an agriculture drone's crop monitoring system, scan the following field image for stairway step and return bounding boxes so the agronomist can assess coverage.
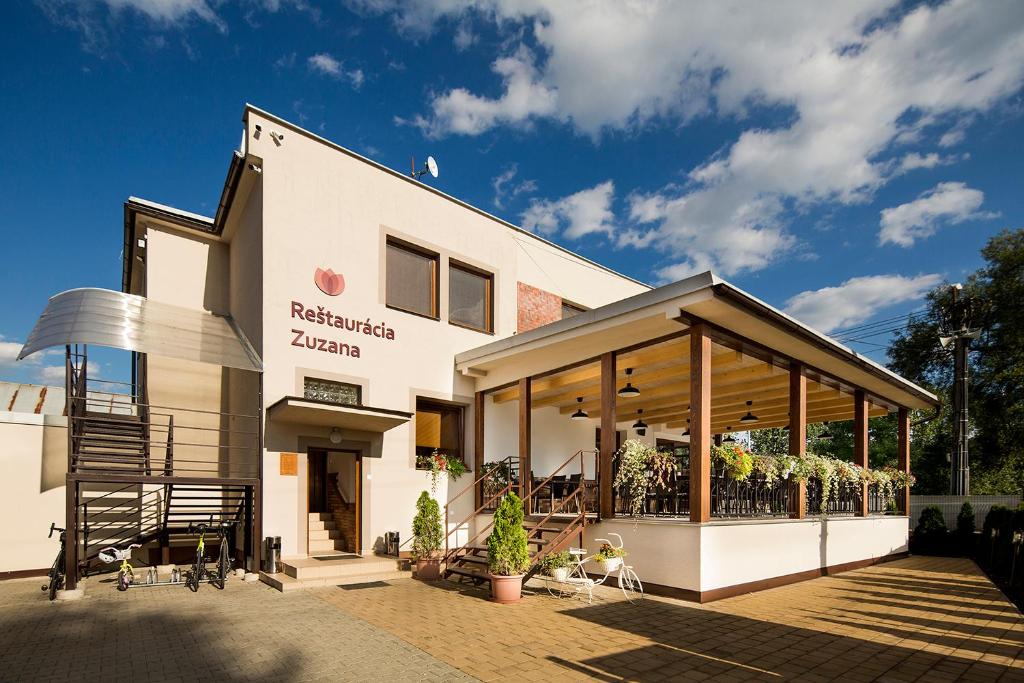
[444,566,488,582]
[453,555,487,566]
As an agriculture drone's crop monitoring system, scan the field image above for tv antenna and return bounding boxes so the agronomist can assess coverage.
[410,155,439,181]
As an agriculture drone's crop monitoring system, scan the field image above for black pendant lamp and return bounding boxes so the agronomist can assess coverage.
[618,368,640,398]
[722,427,737,444]
[570,397,589,421]
[632,409,648,436]
[739,400,759,425]
[819,421,834,441]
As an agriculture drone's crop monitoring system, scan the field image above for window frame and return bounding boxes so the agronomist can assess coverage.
[447,259,495,335]
[385,237,440,321]
[302,377,362,407]
[414,398,467,469]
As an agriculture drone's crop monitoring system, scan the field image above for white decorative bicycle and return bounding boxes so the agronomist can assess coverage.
[544,533,643,603]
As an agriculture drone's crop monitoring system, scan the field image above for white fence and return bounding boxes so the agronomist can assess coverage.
[910,495,1021,530]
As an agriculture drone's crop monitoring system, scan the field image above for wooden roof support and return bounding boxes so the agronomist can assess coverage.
[789,362,807,519]
[690,324,712,524]
[854,388,869,517]
[898,407,910,515]
[599,352,616,519]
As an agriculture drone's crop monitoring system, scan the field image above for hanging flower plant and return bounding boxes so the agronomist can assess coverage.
[614,440,657,518]
[712,443,754,481]
[417,449,467,495]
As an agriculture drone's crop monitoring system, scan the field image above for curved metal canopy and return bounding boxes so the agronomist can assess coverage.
[18,288,262,372]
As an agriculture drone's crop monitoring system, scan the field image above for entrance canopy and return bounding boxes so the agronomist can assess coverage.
[18,288,262,372]
[267,397,411,434]
[457,272,937,431]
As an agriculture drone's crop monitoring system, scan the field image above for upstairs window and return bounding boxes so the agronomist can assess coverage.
[415,399,465,467]
[303,378,361,406]
[386,238,438,319]
[449,261,493,333]
[561,301,585,320]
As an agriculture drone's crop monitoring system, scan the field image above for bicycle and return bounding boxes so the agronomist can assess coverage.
[98,543,142,591]
[186,518,236,591]
[41,523,65,601]
[544,532,643,604]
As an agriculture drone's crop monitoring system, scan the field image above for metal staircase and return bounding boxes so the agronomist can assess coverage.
[441,451,594,585]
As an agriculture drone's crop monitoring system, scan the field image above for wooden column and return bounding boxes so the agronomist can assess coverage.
[854,389,870,517]
[690,325,712,523]
[599,352,617,519]
[789,362,807,519]
[518,377,532,503]
[64,476,78,591]
[474,391,485,510]
[898,407,911,516]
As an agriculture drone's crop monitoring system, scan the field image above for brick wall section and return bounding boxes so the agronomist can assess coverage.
[517,282,564,333]
[327,473,357,553]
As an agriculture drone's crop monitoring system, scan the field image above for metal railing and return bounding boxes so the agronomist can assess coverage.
[711,466,790,519]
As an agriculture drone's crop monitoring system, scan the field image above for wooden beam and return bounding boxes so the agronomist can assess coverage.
[690,325,712,524]
[474,391,485,510]
[519,378,531,501]
[632,386,840,425]
[599,352,616,519]
[898,407,911,516]
[789,362,807,520]
[854,388,869,517]
[704,406,889,433]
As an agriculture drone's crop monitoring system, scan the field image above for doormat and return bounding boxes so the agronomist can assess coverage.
[312,554,361,561]
[338,581,391,590]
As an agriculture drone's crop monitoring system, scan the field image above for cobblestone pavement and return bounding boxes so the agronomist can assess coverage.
[0,575,475,683]
[317,556,1024,682]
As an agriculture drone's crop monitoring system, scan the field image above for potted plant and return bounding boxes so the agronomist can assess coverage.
[594,542,627,573]
[540,550,573,582]
[487,492,530,603]
[411,491,443,581]
[418,449,468,495]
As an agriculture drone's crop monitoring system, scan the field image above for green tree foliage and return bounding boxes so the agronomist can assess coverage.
[887,229,1024,495]
[957,501,976,537]
[487,492,529,576]
[411,491,442,559]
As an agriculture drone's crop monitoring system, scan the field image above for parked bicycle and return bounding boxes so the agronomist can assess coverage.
[41,523,65,601]
[98,543,142,591]
[186,518,236,591]
[544,532,643,603]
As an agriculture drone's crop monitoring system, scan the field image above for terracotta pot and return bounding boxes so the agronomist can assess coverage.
[489,573,524,604]
[416,557,441,581]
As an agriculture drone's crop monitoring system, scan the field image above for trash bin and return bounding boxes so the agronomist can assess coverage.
[384,531,399,557]
[264,536,281,574]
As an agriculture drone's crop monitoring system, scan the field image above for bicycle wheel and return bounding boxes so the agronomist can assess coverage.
[215,542,229,590]
[618,566,643,603]
[46,551,65,601]
[189,554,203,592]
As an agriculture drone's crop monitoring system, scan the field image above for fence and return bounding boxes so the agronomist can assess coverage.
[910,495,1021,529]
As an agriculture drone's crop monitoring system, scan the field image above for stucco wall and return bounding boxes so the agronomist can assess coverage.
[0,414,67,574]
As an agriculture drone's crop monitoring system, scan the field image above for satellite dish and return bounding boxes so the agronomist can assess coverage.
[411,155,440,181]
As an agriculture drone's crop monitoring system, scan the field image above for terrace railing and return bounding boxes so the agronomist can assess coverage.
[711,466,790,519]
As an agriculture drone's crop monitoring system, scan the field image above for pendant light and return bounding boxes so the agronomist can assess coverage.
[739,400,759,425]
[570,397,589,421]
[618,368,640,398]
[818,421,834,441]
[722,427,736,444]
[632,409,648,436]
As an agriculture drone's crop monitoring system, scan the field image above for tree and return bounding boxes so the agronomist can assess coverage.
[887,229,1024,495]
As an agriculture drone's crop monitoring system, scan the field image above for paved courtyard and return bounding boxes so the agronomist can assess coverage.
[1,556,1022,682]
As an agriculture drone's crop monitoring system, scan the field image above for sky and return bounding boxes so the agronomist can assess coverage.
[1,0,1022,385]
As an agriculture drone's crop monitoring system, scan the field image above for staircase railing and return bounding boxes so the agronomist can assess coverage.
[523,450,592,574]
[442,456,517,564]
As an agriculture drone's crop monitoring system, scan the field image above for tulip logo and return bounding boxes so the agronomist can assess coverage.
[314,268,345,296]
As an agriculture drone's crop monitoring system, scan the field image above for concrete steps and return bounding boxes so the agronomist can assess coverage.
[261,554,411,591]
[307,512,346,554]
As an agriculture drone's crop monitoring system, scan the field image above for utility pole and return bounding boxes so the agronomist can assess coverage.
[939,283,981,496]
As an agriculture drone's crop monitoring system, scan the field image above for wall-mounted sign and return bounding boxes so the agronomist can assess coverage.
[280,452,298,476]
[314,267,345,296]
[290,301,397,359]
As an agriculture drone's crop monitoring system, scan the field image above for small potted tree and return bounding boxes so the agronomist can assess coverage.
[412,491,443,581]
[487,492,530,603]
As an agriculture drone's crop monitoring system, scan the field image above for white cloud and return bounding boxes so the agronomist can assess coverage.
[784,273,942,333]
[0,340,23,368]
[411,47,558,137]
[36,361,101,385]
[385,0,1024,276]
[453,21,477,51]
[491,164,537,209]
[307,53,365,88]
[521,181,615,240]
[879,181,996,247]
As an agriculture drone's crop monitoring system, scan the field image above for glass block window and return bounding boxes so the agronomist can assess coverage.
[303,378,361,406]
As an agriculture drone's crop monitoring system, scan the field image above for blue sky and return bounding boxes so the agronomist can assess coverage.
[1,0,1023,384]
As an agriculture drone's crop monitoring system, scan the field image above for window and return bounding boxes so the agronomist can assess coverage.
[656,438,689,469]
[303,378,361,406]
[415,399,465,467]
[449,261,493,333]
[386,239,439,318]
[561,301,585,320]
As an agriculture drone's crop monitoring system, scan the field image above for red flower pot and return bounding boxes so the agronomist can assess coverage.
[489,573,524,604]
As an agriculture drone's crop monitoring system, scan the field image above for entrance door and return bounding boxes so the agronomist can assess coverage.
[308,451,328,513]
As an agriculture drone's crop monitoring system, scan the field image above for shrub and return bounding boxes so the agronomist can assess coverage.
[916,505,947,535]
[411,491,442,560]
[488,492,530,576]
[911,505,949,556]
[956,502,976,536]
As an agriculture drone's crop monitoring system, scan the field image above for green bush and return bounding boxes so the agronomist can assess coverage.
[956,502,976,536]
[916,506,947,535]
[911,505,949,556]
[411,491,442,560]
[487,492,530,576]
